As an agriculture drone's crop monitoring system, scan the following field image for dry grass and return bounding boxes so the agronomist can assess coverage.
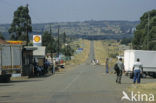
[128,83,156,103]
[94,40,120,68]
[129,83,156,94]
[11,76,29,81]
[94,40,108,65]
[66,39,90,65]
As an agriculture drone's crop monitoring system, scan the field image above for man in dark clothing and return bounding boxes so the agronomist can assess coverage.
[44,59,50,74]
[114,58,124,84]
[33,59,38,76]
[106,58,109,73]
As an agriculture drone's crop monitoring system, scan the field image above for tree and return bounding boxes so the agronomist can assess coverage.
[9,4,32,43]
[132,10,156,50]
[120,38,132,45]
[63,45,74,56]
[42,31,56,53]
[0,32,5,40]
[42,31,51,46]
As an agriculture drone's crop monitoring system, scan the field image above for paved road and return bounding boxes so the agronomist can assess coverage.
[0,41,155,103]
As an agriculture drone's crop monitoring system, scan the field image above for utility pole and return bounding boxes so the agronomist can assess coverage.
[63,32,67,57]
[26,4,29,46]
[63,32,66,44]
[50,24,52,35]
[57,26,60,57]
[50,24,53,58]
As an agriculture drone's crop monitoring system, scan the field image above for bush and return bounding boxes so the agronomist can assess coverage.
[109,53,119,58]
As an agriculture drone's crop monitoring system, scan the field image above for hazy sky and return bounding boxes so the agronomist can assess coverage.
[0,0,156,24]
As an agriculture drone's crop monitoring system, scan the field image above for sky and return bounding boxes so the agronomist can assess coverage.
[0,0,156,24]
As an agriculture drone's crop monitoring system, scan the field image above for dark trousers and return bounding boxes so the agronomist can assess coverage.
[52,65,55,74]
[106,64,109,73]
[133,70,141,83]
[116,70,122,83]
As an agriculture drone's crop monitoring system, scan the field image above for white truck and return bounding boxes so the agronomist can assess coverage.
[124,50,156,78]
[0,44,22,82]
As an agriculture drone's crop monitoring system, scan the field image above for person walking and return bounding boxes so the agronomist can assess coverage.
[115,58,124,84]
[44,59,49,74]
[96,59,99,65]
[133,58,143,84]
[106,58,109,73]
[52,58,56,74]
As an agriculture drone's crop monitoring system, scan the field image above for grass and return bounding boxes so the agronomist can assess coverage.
[128,83,156,103]
[11,76,29,81]
[66,39,90,65]
[94,40,120,69]
[94,40,108,65]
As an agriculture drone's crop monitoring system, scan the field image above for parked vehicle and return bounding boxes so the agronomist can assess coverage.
[55,57,65,69]
[0,44,22,82]
[124,50,156,78]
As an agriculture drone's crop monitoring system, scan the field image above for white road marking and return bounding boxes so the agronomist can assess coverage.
[61,71,82,92]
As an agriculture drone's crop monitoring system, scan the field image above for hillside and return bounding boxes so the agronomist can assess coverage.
[0,20,139,40]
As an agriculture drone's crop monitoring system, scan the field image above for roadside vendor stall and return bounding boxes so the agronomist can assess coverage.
[22,46,37,77]
[33,46,46,66]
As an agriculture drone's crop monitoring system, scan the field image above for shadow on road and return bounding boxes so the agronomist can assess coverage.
[10,79,43,83]
[0,96,11,98]
[0,84,14,86]
[121,82,133,84]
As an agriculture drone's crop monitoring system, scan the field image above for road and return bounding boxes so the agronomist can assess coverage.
[0,41,155,103]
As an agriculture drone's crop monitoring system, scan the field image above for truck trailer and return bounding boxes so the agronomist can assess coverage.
[0,44,22,82]
[124,50,156,78]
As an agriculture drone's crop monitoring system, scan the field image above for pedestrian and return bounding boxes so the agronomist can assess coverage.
[44,59,50,73]
[91,59,95,65]
[96,59,99,65]
[52,58,56,74]
[33,59,38,76]
[37,66,41,76]
[106,58,109,73]
[115,58,124,84]
[133,58,143,84]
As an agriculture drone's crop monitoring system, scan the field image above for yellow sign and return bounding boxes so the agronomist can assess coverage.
[34,36,40,42]
[7,41,23,44]
[33,35,41,43]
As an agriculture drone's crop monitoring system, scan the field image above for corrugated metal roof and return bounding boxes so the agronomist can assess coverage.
[24,46,37,50]
[33,46,46,56]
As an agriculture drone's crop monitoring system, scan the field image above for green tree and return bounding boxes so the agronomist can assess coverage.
[120,38,132,45]
[59,32,75,56]
[0,32,5,40]
[9,4,32,42]
[132,9,156,50]
[42,31,51,46]
[63,45,74,56]
[42,31,56,53]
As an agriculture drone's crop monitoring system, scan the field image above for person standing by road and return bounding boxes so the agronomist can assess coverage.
[106,58,109,73]
[52,58,56,74]
[133,58,143,84]
[115,58,124,84]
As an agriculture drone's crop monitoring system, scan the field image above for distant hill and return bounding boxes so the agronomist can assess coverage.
[0,20,139,40]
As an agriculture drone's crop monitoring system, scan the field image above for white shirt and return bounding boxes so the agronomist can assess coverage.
[133,62,143,71]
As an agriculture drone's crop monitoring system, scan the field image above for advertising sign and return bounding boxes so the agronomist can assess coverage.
[33,35,42,46]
